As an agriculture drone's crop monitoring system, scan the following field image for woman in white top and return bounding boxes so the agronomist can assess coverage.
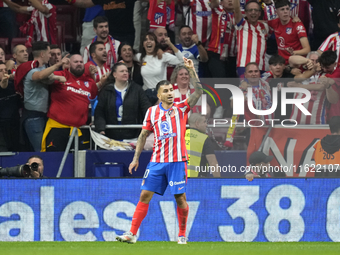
[135,32,184,104]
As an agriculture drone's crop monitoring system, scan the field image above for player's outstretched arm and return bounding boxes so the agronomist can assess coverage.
[185,58,203,108]
[129,129,151,174]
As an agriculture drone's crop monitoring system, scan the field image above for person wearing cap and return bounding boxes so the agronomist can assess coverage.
[245,151,273,181]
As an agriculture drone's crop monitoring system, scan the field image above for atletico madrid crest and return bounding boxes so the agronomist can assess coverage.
[286,28,292,34]
[154,13,164,25]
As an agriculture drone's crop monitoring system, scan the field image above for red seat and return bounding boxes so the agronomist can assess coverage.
[11,38,27,53]
[56,21,66,52]
[56,5,81,43]
[0,37,8,51]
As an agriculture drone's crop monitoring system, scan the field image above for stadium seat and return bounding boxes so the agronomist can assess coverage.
[0,38,9,59]
[11,37,27,52]
[56,5,81,43]
[56,21,66,52]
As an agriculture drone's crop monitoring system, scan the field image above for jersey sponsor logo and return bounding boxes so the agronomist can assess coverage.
[278,36,285,47]
[286,27,292,35]
[154,13,164,25]
[103,1,126,11]
[296,25,305,33]
[169,181,173,186]
[66,86,91,96]
[160,121,170,133]
[158,133,177,140]
[174,181,185,185]
[194,11,211,17]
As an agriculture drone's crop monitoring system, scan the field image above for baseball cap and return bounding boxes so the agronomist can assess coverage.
[249,151,273,165]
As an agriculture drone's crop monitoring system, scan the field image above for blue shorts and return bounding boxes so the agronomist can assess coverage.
[141,162,187,196]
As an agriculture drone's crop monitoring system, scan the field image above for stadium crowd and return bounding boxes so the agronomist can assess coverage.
[0,0,340,152]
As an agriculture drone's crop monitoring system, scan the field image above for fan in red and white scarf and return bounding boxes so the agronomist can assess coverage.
[19,0,57,47]
[84,35,120,69]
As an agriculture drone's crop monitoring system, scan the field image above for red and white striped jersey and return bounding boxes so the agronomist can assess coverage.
[235,18,269,70]
[261,0,277,21]
[183,0,212,47]
[84,61,110,83]
[289,0,300,17]
[319,32,340,68]
[290,72,327,124]
[0,0,9,7]
[208,7,236,57]
[83,35,120,69]
[143,99,191,163]
[173,83,201,113]
[244,79,275,123]
[28,0,57,44]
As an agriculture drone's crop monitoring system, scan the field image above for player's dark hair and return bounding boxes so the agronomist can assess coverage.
[245,0,261,11]
[274,0,291,9]
[89,41,105,56]
[27,155,44,164]
[32,41,50,58]
[0,60,5,65]
[179,25,192,34]
[269,55,285,66]
[245,62,259,72]
[329,116,340,134]
[156,80,171,94]
[318,50,337,67]
[93,16,108,29]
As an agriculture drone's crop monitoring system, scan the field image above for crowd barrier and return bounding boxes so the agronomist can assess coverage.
[1,178,340,242]
[0,150,247,178]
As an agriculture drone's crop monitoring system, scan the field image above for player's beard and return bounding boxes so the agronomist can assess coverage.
[70,66,85,77]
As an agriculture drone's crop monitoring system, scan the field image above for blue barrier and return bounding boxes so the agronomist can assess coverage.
[1,150,247,177]
[0,152,74,177]
[1,178,340,242]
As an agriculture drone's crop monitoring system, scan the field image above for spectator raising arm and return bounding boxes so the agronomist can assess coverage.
[192,34,208,62]
[1,0,30,14]
[233,0,242,24]
[32,54,70,81]
[29,0,51,14]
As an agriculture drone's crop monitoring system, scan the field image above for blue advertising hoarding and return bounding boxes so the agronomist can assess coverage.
[0,178,340,242]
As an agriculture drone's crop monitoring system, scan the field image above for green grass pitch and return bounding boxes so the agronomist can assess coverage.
[1,242,340,255]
